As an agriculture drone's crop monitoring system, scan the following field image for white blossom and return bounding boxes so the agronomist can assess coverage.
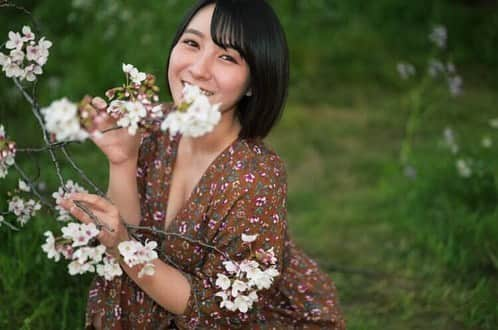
[0,125,16,179]
[215,273,232,290]
[397,62,416,80]
[161,83,221,138]
[490,118,498,129]
[21,26,35,42]
[115,101,147,135]
[222,260,240,275]
[427,59,445,78]
[61,222,100,247]
[0,52,8,66]
[9,48,24,63]
[18,179,30,192]
[429,25,447,49]
[96,255,123,281]
[241,233,258,243]
[8,196,41,226]
[73,245,106,265]
[448,75,463,97]
[1,27,51,81]
[122,63,146,84]
[41,231,61,262]
[52,180,88,221]
[138,262,155,278]
[118,239,158,277]
[443,127,458,154]
[68,259,94,275]
[3,61,23,78]
[456,159,472,178]
[233,295,252,313]
[41,98,89,142]
[231,279,248,297]
[481,136,492,148]
[6,31,24,50]
[22,63,43,82]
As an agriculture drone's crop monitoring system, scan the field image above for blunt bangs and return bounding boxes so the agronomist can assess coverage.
[210,2,247,60]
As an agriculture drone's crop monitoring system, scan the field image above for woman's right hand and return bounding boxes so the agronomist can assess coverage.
[87,97,142,166]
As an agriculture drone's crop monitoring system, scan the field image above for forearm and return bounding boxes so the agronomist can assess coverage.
[106,158,141,226]
[120,257,191,315]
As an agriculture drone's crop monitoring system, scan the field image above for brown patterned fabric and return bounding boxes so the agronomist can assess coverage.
[85,106,345,329]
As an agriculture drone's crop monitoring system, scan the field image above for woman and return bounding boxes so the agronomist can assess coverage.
[62,0,346,328]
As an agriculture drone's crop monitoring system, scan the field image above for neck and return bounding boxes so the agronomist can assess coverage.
[182,109,241,156]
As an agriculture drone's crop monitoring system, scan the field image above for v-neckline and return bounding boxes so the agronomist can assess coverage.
[162,133,241,232]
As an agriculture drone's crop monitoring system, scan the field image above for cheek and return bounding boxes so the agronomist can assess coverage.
[218,69,250,99]
[167,47,186,101]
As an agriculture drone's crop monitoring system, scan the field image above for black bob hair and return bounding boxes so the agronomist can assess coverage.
[165,0,289,140]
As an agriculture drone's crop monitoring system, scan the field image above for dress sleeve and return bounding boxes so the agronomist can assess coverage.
[172,154,288,329]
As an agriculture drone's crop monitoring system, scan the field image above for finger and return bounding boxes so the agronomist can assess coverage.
[68,193,114,213]
[67,202,93,225]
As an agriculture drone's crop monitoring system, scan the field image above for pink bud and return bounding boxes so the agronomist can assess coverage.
[91,97,107,110]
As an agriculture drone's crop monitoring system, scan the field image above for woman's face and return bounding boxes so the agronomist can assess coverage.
[168,4,251,115]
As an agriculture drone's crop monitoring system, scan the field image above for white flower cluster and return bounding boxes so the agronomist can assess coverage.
[161,83,221,138]
[52,180,88,221]
[122,63,146,85]
[42,223,123,279]
[214,234,280,313]
[490,118,498,129]
[443,127,458,154]
[8,196,42,226]
[0,26,52,81]
[429,25,447,49]
[104,63,163,135]
[42,221,159,280]
[118,240,158,278]
[397,62,416,80]
[41,98,89,142]
[426,59,463,96]
[107,100,147,135]
[456,158,472,178]
[0,125,16,178]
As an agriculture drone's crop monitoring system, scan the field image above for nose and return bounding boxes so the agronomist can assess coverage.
[188,52,212,81]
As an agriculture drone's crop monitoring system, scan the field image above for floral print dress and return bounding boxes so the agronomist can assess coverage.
[85,116,345,329]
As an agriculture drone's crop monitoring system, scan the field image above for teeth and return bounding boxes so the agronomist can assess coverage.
[182,81,213,96]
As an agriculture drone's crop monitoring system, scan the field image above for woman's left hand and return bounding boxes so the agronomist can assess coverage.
[60,192,131,254]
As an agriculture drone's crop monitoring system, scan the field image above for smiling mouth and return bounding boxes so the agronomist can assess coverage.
[182,81,214,96]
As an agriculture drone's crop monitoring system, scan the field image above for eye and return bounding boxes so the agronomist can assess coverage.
[220,54,237,63]
[182,39,198,48]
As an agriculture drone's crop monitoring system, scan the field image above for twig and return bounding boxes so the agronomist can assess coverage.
[0,218,20,231]
[17,141,82,152]
[12,161,53,209]
[72,200,114,233]
[12,78,66,187]
[60,146,106,196]
[125,223,230,260]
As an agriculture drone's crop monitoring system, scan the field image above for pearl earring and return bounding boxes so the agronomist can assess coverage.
[246,89,252,97]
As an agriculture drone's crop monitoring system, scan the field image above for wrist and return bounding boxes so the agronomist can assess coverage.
[109,155,138,168]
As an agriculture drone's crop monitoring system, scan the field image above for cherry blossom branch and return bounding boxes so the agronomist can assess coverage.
[0,212,20,231]
[12,161,53,209]
[125,223,230,260]
[60,146,106,197]
[17,140,82,153]
[12,77,66,187]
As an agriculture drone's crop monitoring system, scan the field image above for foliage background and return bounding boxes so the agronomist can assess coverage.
[0,0,497,329]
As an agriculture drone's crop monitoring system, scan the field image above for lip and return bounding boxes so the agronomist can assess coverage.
[181,80,214,96]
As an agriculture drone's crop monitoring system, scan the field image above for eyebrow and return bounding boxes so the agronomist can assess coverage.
[184,28,204,38]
